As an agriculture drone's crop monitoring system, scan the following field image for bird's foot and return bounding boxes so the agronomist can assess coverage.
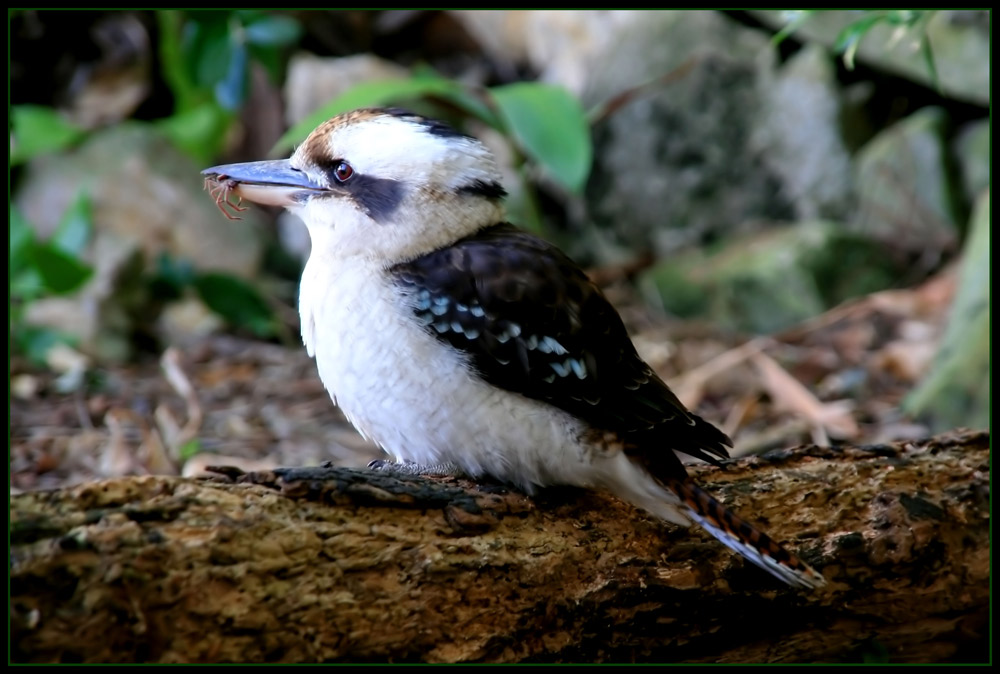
[367,459,462,477]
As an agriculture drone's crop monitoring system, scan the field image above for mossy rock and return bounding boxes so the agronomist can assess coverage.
[641,221,902,334]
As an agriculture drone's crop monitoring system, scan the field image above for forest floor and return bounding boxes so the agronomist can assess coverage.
[11,265,956,493]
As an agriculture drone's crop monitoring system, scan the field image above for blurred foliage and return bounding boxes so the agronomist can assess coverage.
[904,191,989,431]
[194,274,278,338]
[11,11,590,363]
[10,7,978,423]
[491,83,591,194]
[274,72,592,231]
[10,10,301,364]
[11,11,303,167]
[774,10,941,91]
[157,9,302,163]
[179,439,203,462]
[149,254,279,339]
[276,74,591,193]
[642,221,903,335]
[10,195,95,364]
[10,106,87,166]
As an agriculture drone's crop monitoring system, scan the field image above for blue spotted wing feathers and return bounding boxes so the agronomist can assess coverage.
[390,224,731,472]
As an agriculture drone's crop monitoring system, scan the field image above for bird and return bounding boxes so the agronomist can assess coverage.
[202,107,826,589]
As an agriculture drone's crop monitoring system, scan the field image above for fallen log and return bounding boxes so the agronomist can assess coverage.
[11,429,989,663]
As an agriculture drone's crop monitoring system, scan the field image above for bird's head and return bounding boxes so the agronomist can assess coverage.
[203,108,507,264]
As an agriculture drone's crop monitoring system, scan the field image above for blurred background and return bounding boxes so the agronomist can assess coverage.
[10,10,989,490]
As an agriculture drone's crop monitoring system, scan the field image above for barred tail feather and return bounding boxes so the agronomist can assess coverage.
[668,478,826,590]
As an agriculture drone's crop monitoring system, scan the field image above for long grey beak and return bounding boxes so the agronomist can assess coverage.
[202,159,327,208]
[202,159,324,189]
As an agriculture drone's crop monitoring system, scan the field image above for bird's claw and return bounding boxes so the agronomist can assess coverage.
[367,459,397,472]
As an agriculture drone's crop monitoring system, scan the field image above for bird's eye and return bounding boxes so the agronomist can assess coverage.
[333,161,354,183]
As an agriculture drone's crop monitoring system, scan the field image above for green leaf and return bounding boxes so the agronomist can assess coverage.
[10,105,85,165]
[433,88,501,130]
[194,272,275,337]
[272,76,468,154]
[920,35,942,95]
[30,244,94,295]
[10,268,45,302]
[833,14,885,70]
[10,206,36,274]
[770,10,816,46]
[158,10,203,113]
[183,12,232,90]
[52,192,93,255]
[250,44,283,84]
[244,14,301,47]
[10,207,44,303]
[179,438,202,461]
[157,102,233,163]
[407,63,500,128]
[833,14,885,52]
[490,83,592,193]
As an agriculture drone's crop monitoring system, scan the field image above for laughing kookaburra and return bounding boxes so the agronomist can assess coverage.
[203,107,825,589]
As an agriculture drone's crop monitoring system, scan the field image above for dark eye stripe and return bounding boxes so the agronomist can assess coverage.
[344,174,405,222]
[458,180,507,200]
[309,157,404,222]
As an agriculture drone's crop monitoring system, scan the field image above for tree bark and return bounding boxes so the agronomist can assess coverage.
[11,429,989,664]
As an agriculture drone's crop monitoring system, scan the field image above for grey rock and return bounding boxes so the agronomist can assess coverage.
[852,107,960,255]
[449,11,532,80]
[15,123,264,278]
[578,11,772,108]
[455,12,837,259]
[755,44,854,221]
[283,53,408,126]
[582,12,788,257]
[640,220,903,334]
[954,119,990,205]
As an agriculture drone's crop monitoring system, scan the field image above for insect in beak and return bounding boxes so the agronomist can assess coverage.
[204,176,249,220]
[202,159,329,216]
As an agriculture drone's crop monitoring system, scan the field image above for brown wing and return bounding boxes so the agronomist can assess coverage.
[390,223,732,471]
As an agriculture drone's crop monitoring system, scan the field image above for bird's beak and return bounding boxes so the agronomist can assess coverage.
[201,159,326,209]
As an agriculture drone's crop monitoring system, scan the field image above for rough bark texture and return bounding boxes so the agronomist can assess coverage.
[11,429,989,664]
